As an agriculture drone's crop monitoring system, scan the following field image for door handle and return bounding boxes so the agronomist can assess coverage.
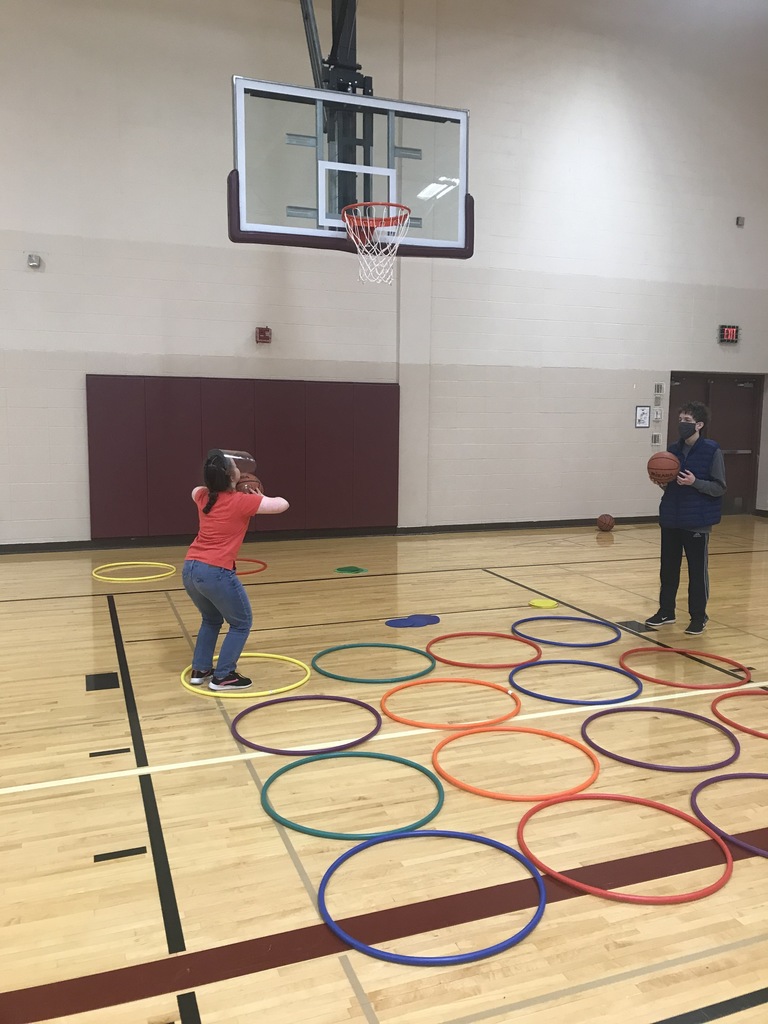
[720,450,752,455]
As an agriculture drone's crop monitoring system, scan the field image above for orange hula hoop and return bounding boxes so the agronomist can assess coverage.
[380,678,522,730]
[432,726,600,801]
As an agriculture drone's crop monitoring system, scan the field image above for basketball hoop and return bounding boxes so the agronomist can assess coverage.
[341,202,411,285]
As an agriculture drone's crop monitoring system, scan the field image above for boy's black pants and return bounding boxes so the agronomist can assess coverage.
[659,527,709,621]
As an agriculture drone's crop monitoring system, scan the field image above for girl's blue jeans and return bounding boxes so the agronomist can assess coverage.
[182,559,253,679]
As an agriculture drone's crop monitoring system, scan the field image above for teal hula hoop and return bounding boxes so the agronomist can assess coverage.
[311,642,436,684]
[261,751,445,840]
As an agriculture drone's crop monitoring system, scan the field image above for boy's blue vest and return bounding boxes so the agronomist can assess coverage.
[659,437,722,529]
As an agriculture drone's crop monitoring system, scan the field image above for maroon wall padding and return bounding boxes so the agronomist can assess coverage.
[200,379,256,468]
[201,378,258,531]
[353,384,399,527]
[305,382,356,529]
[253,380,307,532]
[86,375,149,539]
[86,375,401,539]
[145,377,202,535]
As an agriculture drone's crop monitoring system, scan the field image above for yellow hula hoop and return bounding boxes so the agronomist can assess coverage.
[180,652,311,699]
[92,561,177,582]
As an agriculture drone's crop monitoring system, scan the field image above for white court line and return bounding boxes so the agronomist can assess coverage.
[0,679,760,798]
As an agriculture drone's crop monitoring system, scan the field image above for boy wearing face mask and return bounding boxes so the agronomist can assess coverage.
[645,401,726,636]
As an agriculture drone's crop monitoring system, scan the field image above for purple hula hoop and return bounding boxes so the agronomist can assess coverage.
[581,707,741,772]
[231,694,382,755]
[690,773,768,858]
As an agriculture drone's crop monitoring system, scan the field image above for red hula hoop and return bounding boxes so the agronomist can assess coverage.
[236,559,268,577]
[517,792,733,904]
[618,647,750,690]
[426,632,542,669]
[711,690,768,739]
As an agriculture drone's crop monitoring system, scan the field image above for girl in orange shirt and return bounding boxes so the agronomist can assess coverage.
[183,449,289,690]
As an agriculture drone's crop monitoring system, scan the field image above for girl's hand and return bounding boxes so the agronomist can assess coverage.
[237,473,263,494]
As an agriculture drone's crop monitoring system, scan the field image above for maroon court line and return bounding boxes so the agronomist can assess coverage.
[2,826,766,1024]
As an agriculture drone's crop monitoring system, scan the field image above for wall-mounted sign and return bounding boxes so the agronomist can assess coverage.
[719,325,739,344]
[635,405,651,428]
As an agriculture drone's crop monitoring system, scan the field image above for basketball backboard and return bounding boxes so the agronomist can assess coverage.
[227,77,473,259]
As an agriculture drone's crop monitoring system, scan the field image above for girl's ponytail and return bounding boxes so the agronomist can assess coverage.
[200,449,233,514]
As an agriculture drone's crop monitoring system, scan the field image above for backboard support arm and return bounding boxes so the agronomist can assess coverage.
[299,0,372,212]
[298,0,325,89]
[298,0,372,94]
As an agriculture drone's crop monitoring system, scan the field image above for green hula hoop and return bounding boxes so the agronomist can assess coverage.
[311,642,436,684]
[261,751,445,840]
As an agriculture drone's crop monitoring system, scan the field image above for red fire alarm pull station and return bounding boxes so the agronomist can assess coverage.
[255,326,272,344]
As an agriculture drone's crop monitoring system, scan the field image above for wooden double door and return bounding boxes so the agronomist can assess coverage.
[668,372,763,515]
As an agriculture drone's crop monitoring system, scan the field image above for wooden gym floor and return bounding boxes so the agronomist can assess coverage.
[1,517,767,1024]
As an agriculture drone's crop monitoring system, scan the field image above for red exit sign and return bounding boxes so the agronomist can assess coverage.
[719,325,739,344]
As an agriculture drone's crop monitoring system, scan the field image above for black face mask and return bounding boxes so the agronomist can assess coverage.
[678,421,697,441]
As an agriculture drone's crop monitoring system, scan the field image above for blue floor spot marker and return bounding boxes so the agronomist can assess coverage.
[385,614,441,628]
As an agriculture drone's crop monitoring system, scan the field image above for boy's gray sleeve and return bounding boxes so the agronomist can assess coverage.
[692,449,726,497]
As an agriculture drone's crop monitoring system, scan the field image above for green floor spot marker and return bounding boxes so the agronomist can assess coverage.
[335,566,368,574]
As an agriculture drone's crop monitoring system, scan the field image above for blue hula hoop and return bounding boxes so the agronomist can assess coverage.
[318,829,546,966]
[511,615,621,648]
[508,659,643,706]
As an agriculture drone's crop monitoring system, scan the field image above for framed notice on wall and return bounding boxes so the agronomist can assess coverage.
[635,405,651,428]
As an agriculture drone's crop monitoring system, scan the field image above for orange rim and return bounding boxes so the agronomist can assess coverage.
[380,678,522,730]
[426,632,542,669]
[711,690,768,739]
[619,647,750,690]
[432,726,600,801]
[341,202,411,229]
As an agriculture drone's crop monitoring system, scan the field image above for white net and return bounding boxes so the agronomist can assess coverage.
[341,203,411,285]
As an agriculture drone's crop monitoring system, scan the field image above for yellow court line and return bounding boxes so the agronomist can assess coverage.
[0,680,760,798]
